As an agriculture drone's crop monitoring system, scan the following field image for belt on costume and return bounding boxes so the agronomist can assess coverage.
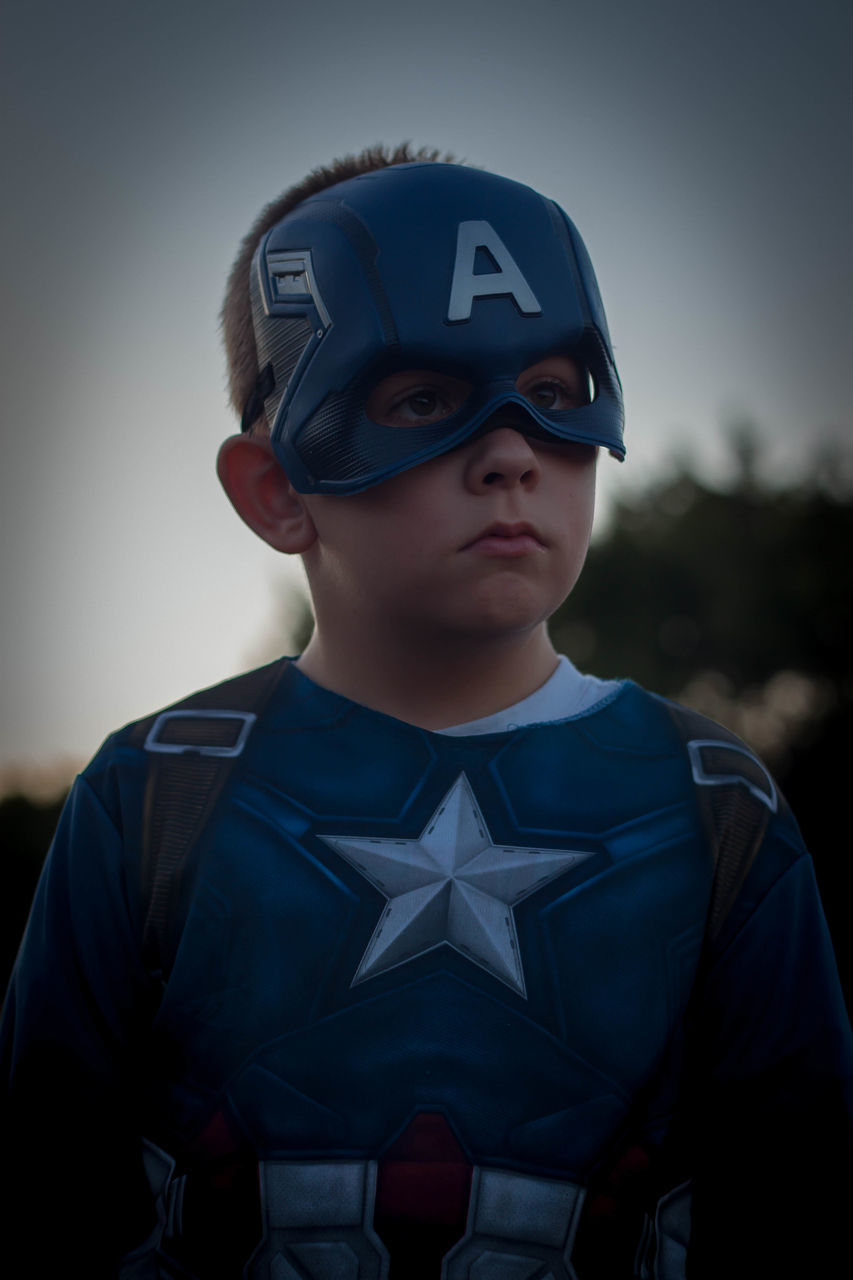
[130,1143,587,1280]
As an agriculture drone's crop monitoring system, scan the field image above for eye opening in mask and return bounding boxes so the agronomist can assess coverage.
[365,353,593,430]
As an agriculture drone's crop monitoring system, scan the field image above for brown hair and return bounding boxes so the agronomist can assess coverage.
[220,142,458,433]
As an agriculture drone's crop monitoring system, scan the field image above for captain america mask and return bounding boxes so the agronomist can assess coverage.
[244,162,625,494]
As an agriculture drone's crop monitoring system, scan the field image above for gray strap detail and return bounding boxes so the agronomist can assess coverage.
[688,740,771,943]
[687,740,777,812]
[663,701,773,943]
[652,1181,692,1280]
[131,657,289,982]
[443,1167,585,1280]
[118,1140,179,1278]
[246,1161,390,1280]
[633,1181,692,1280]
[703,781,770,943]
[144,709,257,757]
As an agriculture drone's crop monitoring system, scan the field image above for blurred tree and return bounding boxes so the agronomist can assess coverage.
[552,425,852,707]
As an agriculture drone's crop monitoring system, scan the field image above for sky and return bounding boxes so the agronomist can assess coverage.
[1,0,851,787]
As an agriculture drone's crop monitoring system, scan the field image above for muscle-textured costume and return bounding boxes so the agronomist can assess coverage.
[3,659,851,1278]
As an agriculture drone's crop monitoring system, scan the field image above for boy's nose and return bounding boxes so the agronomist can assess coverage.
[463,419,541,492]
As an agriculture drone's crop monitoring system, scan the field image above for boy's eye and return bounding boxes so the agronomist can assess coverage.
[524,380,577,411]
[516,356,591,411]
[408,391,437,416]
[366,371,471,428]
[395,388,449,421]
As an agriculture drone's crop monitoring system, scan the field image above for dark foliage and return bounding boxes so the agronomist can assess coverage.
[552,436,852,698]
[1,791,67,989]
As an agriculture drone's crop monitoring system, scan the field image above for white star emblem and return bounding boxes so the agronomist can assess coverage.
[319,773,593,998]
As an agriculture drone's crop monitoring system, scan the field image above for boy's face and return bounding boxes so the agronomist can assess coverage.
[300,355,596,644]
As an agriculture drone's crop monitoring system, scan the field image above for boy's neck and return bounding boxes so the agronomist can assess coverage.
[296,624,560,731]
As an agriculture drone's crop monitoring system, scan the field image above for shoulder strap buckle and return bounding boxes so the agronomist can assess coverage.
[143,710,257,758]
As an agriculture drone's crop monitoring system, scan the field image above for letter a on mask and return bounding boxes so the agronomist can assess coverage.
[447,220,542,322]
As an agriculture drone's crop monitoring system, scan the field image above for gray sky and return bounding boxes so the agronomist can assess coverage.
[2,0,851,780]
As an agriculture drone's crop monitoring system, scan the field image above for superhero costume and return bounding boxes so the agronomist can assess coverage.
[2,659,851,1278]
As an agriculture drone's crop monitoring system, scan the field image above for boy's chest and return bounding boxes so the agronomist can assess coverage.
[151,724,710,1173]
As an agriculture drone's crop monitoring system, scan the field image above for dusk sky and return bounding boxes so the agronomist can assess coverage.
[2,0,850,783]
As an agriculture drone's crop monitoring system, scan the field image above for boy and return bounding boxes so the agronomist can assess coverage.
[2,144,851,1279]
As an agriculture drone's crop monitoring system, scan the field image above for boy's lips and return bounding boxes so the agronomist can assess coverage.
[461,522,546,556]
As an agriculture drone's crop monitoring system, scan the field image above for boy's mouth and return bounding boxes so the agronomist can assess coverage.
[461,522,546,556]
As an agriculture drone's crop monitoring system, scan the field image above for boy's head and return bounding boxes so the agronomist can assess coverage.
[220,145,623,496]
[217,146,622,666]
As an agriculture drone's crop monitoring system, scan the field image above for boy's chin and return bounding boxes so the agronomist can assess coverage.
[435,583,566,644]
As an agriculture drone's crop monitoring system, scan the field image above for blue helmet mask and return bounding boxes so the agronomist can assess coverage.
[244,162,624,493]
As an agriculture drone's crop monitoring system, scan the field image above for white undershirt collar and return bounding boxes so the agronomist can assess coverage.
[436,655,621,736]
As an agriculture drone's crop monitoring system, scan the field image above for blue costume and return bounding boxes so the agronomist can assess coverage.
[2,659,851,1277]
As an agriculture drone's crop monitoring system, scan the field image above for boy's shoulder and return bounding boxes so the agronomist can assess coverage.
[87,663,789,873]
[78,660,805,972]
[88,658,777,800]
[87,658,290,772]
[539,675,781,814]
[642,686,780,812]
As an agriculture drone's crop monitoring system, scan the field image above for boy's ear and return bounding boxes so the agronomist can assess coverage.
[216,435,317,554]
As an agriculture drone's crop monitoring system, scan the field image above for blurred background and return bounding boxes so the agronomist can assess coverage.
[2,0,851,996]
